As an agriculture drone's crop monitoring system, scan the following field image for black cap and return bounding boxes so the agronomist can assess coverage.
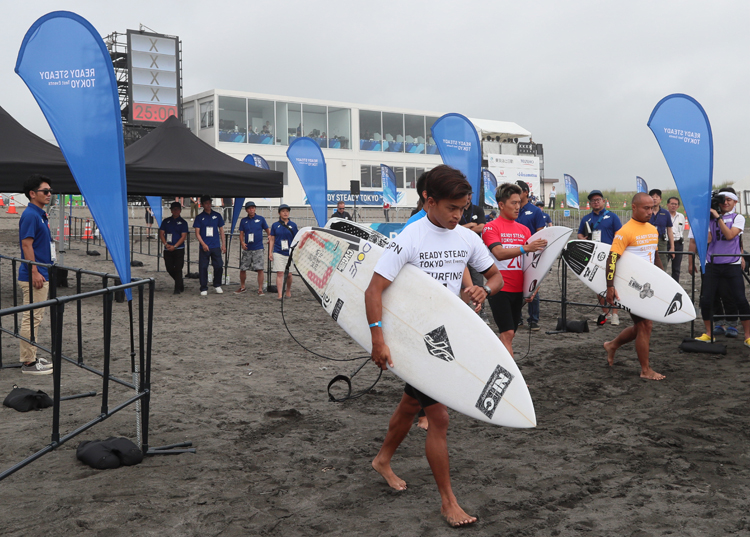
[170,201,182,210]
[535,200,545,207]
[278,203,290,212]
[648,188,662,197]
[200,195,211,203]
[587,189,603,200]
[515,180,530,192]
[245,201,256,209]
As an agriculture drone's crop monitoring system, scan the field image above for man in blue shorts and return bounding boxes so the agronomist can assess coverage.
[365,165,504,527]
[237,201,269,295]
[193,195,226,296]
[159,201,189,294]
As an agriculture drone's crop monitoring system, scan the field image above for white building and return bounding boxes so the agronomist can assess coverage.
[181,89,533,207]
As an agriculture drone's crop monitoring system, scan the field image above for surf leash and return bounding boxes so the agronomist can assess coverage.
[280,249,383,402]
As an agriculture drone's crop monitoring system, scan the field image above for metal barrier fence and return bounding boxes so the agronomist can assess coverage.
[0,255,191,482]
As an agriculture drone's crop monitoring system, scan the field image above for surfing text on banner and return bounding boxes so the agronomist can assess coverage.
[636,176,648,194]
[381,164,397,206]
[252,154,270,170]
[146,196,162,227]
[564,174,580,209]
[287,137,328,227]
[431,113,482,206]
[482,169,498,208]
[15,11,131,298]
[647,94,713,271]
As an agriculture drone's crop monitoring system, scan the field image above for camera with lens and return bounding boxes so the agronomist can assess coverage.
[711,191,726,216]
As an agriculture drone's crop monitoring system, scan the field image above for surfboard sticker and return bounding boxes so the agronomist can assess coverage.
[522,226,573,298]
[476,365,514,419]
[293,230,351,296]
[423,325,455,362]
[665,293,683,317]
[328,219,390,247]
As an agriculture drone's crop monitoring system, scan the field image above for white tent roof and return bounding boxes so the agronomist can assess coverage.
[469,118,531,141]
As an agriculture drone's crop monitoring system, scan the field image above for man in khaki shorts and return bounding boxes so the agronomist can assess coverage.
[236,201,269,295]
[268,204,298,299]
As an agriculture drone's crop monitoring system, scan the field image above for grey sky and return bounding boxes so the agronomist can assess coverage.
[2,0,747,193]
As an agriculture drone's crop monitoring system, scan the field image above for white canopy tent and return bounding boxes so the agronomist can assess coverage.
[469,118,532,142]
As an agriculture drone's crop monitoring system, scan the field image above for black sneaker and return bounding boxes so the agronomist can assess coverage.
[529,322,540,331]
[21,360,53,375]
[596,314,607,326]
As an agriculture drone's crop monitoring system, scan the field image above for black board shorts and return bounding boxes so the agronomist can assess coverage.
[488,291,524,333]
[404,383,438,408]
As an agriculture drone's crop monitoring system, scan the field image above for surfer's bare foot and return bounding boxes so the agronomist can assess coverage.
[603,341,616,366]
[641,368,665,381]
[441,503,477,527]
[371,458,406,491]
[417,416,429,430]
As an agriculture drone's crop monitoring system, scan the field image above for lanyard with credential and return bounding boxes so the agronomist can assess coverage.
[591,209,608,231]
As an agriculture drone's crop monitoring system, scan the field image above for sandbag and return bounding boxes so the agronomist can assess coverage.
[3,385,53,412]
[76,437,144,470]
[679,338,727,355]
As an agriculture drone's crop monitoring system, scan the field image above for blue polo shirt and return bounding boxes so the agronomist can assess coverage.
[193,210,225,249]
[578,209,622,245]
[649,207,673,239]
[541,211,552,226]
[18,203,51,282]
[160,216,189,249]
[239,215,269,251]
[516,202,546,234]
[405,208,426,227]
[270,220,298,254]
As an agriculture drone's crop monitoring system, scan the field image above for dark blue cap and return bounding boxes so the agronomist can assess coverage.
[587,190,603,200]
[278,204,290,212]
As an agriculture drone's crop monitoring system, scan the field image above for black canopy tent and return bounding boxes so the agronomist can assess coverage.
[0,107,283,197]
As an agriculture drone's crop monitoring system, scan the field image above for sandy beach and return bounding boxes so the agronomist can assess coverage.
[0,210,748,537]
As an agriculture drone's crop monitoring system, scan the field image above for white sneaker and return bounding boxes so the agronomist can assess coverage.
[611,313,620,326]
[215,287,223,294]
[200,290,208,296]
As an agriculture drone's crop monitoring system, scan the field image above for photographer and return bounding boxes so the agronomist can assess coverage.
[693,188,750,346]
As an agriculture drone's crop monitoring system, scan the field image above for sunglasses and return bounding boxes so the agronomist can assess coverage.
[35,188,53,195]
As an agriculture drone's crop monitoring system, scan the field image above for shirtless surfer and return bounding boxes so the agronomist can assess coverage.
[603,192,665,380]
[365,165,505,527]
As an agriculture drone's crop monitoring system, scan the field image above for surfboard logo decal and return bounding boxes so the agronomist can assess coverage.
[665,293,683,316]
[337,248,354,272]
[530,251,542,268]
[348,243,373,278]
[331,298,344,321]
[423,326,455,362]
[476,365,514,419]
[597,252,606,261]
[628,278,654,299]
[583,265,598,282]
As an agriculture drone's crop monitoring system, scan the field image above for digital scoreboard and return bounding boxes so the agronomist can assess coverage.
[126,30,180,125]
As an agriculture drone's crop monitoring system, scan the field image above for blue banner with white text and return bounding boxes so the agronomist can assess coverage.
[431,113,482,205]
[287,137,328,227]
[482,169,498,208]
[648,94,713,271]
[381,164,397,206]
[564,174,579,209]
[252,154,270,170]
[16,11,131,297]
[636,176,648,194]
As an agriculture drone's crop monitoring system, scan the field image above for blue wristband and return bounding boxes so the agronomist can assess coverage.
[369,321,382,328]
[520,246,526,255]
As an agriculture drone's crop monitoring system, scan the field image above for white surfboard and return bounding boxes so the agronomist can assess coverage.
[522,226,573,297]
[291,227,536,428]
[562,240,696,324]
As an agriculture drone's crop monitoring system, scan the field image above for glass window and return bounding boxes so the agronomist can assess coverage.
[371,165,382,188]
[327,107,350,149]
[360,165,371,188]
[392,166,405,189]
[406,167,416,189]
[271,161,288,186]
[425,116,439,155]
[200,100,213,129]
[218,96,247,143]
[303,104,327,148]
[359,110,382,151]
[416,168,425,185]
[405,115,425,154]
[383,113,404,153]
[276,102,288,145]
[183,105,196,133]
[247,99,275,145]
[288,103,302,145]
